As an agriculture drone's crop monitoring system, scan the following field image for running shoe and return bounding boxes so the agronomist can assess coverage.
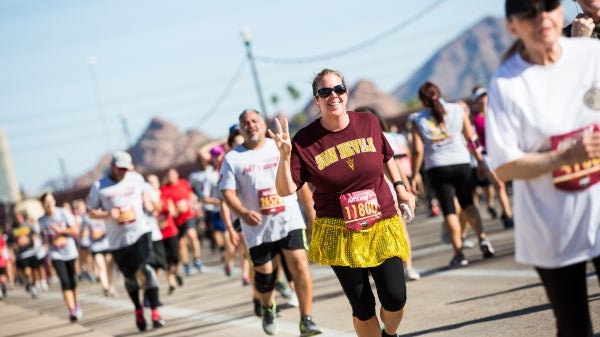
[500,214,514,229]
[242,276,251,286]
[135,308,147,331]
[74,302,83,320]
[262,304,278,335]
[299,316,322,337]
[176,274,184,286]
[449,254,469,268]
[287,291,299,307]
[184,264,195,276]
[168,286,176,295]
[487,206,498,219]
[461,237,475,249]
[275,280,292,299]
[224,263,232,277]
[405,266,421,281]
[479,239,496,258]
[194,259,206,273]
[381,328,399,337]
[151,309,166,328]
[30,284,39,299]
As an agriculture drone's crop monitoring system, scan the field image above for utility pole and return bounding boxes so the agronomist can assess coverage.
[240,27,268,119]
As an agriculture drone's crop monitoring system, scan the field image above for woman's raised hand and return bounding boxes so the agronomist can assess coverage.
[267,117,292,156]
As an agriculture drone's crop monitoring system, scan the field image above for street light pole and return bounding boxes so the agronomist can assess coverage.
[57,153,68,191]
[86,56,111,152]
[240,27,268,119]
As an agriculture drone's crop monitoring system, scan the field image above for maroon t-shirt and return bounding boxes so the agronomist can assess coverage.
[290,111,396,218]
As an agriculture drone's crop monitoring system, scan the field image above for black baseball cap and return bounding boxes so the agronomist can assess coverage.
[505,0,561,19]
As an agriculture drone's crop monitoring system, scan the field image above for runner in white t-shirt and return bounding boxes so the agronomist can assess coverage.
[38,192,81,322]
[87,151,165,331]
[219,109,322,337]
[486,3,600,334]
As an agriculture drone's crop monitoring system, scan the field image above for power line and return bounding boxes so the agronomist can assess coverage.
[254,0,447,64]
[194,57,247,129]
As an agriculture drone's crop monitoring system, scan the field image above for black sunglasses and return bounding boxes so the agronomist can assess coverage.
[316,84,347,98]
[511,0,560,20]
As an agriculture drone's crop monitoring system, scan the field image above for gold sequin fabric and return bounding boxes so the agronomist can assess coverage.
[308,215,410,268]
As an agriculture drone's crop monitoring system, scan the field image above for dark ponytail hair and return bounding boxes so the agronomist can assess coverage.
[418,81,445,125]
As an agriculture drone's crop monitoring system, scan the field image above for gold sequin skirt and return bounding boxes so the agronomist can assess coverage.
[308,215,410,268]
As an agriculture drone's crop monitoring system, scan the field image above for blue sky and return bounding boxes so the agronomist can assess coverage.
[0,0,580,196]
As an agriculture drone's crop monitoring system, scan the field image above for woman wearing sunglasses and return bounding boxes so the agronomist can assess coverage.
[486,1,600,335]
[268,68,414,337]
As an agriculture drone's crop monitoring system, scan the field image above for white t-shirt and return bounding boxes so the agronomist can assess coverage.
[189,166,218,212]
[410,102,471,170]
[87,171,151,250]
[38,207,79,261]
[486,37,600,268]
[219,138,306,248]
[81,213,110,253]
[143,182,163,242]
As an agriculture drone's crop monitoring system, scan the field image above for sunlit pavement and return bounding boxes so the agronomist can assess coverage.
[1,204,599,337]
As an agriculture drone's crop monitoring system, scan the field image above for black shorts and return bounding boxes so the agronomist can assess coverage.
[16,256,40,270]
[177,218,198,239]
[233,218,242,233]
[91,249,110,257]
[471,167,491,187]
[112,233,153,279]
[0,267,6,275]
[151,240,168,270]
[249,229,307,267]
[162,236,180,266]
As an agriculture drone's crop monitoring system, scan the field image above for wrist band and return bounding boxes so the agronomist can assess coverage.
[393,180,405,188]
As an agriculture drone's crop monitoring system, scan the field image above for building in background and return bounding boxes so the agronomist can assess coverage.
[0,128,21,205]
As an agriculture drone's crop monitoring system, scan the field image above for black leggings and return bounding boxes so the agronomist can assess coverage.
[426,163,474,216]
[535,256,600,337]
[331,257,406,321]
[51,259,77,291]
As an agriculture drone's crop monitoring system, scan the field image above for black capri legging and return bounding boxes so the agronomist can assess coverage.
[51,259,77,291]
[426,163,474,216]
[535,256,600,337]
[331,257,406,321]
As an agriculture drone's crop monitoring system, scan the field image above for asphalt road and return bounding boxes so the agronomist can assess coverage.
[1,204,599,337]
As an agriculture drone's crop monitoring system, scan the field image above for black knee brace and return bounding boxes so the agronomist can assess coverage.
[254,269,277,294]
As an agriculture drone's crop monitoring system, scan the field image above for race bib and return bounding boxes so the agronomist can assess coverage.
[91,228,105,241]
[17,235,32,249]
[551,123,600,191]
[52,235,67,249]
[339,189,382,231]
[176,199,190,213]
[117,205,136,225]
[258,187,285,215]
[157,214,169,229]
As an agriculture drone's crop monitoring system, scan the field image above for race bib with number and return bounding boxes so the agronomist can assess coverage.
[157,214,169,229]
[91,228,105,241]
[52,235,67,249]
[551,123,600,191]
[117,205,136,225]
[339,189,382,231]
[258,187,286,215]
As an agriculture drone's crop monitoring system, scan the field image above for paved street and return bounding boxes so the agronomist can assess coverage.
[1,205,599,337]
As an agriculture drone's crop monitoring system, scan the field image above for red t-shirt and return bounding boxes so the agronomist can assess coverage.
[290,111,396,219]
[0,235,8,268]
[160,179,195,226]
[156,194,178,239]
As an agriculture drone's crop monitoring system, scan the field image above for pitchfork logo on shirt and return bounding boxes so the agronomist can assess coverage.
[346,158,355,171]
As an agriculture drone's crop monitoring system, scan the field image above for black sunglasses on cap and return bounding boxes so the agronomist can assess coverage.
[506,0,560,19]
[316,84,347,98]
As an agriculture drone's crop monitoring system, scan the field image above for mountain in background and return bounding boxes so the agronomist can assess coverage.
[64,16,511,194]
[392,16,513,101]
